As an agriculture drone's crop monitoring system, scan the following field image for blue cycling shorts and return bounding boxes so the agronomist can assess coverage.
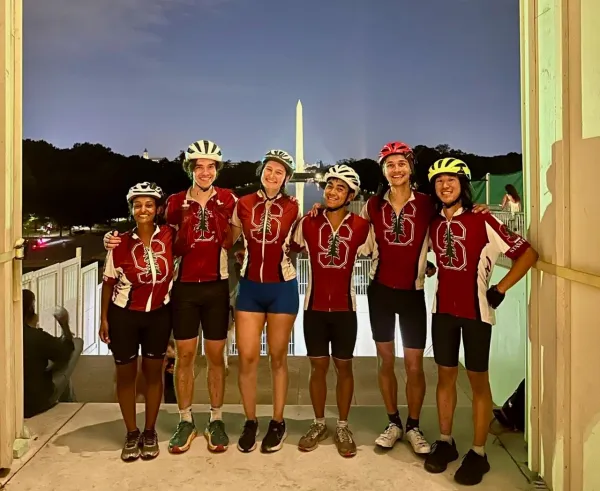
[236,277,299,315]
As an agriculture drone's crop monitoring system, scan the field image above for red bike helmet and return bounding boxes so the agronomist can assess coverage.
[378,141,414,165]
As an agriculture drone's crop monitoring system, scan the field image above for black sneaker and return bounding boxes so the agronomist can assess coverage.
[237,419,259,453]
[424,439,459,473]
[260,419,287,453]
[454,450,491,486]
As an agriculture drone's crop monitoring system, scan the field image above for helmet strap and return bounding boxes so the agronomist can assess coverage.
[193,177,213,193]
[442,197,461,208]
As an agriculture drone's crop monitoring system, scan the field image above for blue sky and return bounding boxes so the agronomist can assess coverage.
[23,0,521,162]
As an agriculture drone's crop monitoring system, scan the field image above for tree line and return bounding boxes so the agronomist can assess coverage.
[23,139,522,230]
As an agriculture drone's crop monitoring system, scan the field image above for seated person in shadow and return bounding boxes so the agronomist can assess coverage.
[22,289,83,418]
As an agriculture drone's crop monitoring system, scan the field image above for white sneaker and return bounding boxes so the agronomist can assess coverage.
[375,423,403,448]
[405,427,431,455]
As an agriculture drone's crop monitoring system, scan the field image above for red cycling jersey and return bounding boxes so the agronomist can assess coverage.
[291,211,370,312]
[103,225,175,312]
[429,209,531,325]
[361,191,435,290]
[232,190,300,283]
[165,187,237,283]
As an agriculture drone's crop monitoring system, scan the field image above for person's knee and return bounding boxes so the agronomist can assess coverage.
[438,366,458,387]
[269,350,287,371]
[333,359,353,378]
[239,350,259,372]
[404,355,424,381]
[377,347,395,372]
[467,370,490,396]
[204,342,226,368]
[142,359,164,384]
[310,358,329,378]
[176,346,196,370]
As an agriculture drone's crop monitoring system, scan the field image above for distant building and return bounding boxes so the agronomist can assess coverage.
[142,148,166,163]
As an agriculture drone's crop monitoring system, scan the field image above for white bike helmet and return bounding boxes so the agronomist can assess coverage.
[324,164,361,193]
[185,139,223,163]
[126,182,164,203]
[258,149,295,177]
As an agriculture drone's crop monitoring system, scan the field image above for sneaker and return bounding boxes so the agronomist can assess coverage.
[298,422,329,452]
[375,422,403,449]
[406,427,431,455]
[454,450,491,486]
[424,439,459,473]
[334,426,357,458]
[237,419,259,453]
[260,419,287,453]
[140,429,160,460]
[168,420,197,454]
[204,419,229,453]
[121,430,142,462]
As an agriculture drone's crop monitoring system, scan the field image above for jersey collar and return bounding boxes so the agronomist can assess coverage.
[439,207,466,219]
[186,186,217,203]
[383,189,415,204]
[131,225,161,241]
[257,189,282,201]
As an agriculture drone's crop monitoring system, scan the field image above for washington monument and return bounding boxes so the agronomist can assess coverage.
[295,100,305,213]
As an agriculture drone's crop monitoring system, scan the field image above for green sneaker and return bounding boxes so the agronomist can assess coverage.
[204,419,229,452]
[168,420,197,454]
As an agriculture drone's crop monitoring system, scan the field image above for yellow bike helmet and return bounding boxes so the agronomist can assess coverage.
[428,157,471,182]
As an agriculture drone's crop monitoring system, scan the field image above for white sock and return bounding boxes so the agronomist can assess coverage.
[315,417,326,426]
[210,407,222,422]
[441,434,453,443]
[179,406,193,423]
[337,420,348,428]
[472,445,485,456]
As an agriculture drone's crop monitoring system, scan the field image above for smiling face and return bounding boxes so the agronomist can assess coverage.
[434,173,462,206]
[261,160,287,193]
[382,154,412,187]
[324,177,353,208]
[131,196,157,225]
[192,158,218,188]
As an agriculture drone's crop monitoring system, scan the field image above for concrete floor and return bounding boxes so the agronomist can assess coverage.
[2,403,532,491]
[1,357,534,491]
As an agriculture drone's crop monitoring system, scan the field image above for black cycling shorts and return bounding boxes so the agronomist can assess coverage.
[431,313,493,373]
[367,281,427,349]
[107,303,171,365]
[303,310,357,360]
[171,280,229,341]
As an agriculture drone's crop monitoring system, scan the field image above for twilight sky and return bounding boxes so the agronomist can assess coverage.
[23,0,521,162]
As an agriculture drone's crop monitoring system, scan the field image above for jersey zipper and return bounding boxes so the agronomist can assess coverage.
[146,241,158,312]
[260,203,270,283]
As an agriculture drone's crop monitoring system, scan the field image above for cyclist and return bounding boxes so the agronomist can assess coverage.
[360,141,437,455]
[291,165,370,458]
[227,149,300,454]
[423,158,538,486]
[100,182,174,462]
[104,140,237,454]
[359,142,491,455]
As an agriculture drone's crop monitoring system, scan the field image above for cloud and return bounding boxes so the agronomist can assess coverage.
[24,0,233,58]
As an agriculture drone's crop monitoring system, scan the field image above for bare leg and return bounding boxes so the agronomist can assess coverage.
[265,313,296,421]
[204,339,227,409]
[403,347,426,420]
[309,357,330,419]
[332,358,353,421]
[115,360,139,432]
[376,341,397,413]
[142,358,165,430]
[236,310,265,421]
[174,337,199,410]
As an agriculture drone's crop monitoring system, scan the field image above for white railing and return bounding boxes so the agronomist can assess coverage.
[490,211,526,268]
[22,248,101,355]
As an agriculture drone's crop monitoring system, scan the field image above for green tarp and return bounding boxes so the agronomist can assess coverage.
[472,171,523,205]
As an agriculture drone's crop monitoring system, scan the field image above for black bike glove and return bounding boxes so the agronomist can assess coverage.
[486,285,505,309]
